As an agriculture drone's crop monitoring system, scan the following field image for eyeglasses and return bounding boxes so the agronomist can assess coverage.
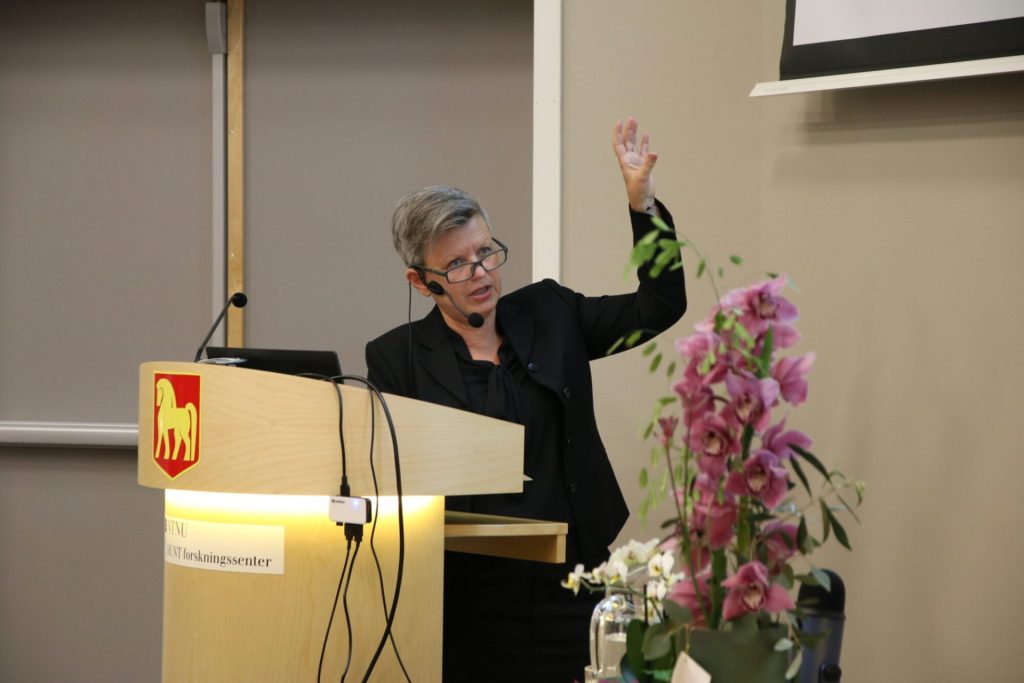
[415,239,509,284]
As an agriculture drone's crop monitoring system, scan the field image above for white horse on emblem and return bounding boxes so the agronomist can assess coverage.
[155,378,197,462]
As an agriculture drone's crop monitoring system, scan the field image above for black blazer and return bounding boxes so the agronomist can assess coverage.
[365,203,686,560]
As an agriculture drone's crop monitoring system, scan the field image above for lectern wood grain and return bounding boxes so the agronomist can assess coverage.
[138,362,524,496]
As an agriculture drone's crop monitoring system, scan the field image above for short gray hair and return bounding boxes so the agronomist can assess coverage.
[391,186,490,267]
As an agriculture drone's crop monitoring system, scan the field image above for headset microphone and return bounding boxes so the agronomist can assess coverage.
[425,281,484,328]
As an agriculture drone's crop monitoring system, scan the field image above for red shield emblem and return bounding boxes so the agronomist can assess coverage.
[152,373,201,478]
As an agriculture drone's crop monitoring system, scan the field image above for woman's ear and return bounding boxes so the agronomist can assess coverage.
[406,267,432,298]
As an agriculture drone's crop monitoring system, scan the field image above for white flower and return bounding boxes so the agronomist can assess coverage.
[560,563,586,595]
[590,561,608,585]
[647,551,675,579]
[646,578,669,602]
[644,579,668,622]
[665,570,686,588]
[622,538,660,566]
[605,558,630,586]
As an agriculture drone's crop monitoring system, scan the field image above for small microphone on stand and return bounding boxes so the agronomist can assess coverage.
[425,281,484,328]
[194,292,248,362]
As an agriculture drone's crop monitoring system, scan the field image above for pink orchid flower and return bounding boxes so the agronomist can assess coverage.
[691,486,737,550]
[724,373,780,433]
[767,322,801,349]
[721,561,794,621]
[660,521,711,572]
[761,521,799,570]
[667,571,712,627]
[772,352,816,405]
[735,276,799,336]
[675,332,729,386]
[673,375,716,425]
[657,415,679,447]
[687,413,739,478]
[724,450,790,510]
[761,419,812,461]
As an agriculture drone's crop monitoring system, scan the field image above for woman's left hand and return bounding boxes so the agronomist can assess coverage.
[612,116,658,213]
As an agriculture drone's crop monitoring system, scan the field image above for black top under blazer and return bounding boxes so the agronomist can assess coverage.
[365,202,687,561]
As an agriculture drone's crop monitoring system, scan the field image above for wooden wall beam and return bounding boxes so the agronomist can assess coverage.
[226,0,245,346]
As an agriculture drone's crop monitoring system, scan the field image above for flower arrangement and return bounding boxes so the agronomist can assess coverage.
[565,226,864,681]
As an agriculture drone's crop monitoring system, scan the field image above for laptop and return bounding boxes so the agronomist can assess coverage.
[203,346,342,378]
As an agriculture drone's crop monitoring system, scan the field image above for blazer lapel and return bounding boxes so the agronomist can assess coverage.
[414,307,469,407]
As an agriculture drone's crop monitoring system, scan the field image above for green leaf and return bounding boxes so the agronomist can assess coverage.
[657,395,677,407]
[625,329,644,348]
[797,516,813,554]
[625,619,648,680]
[639,467,649,487]
[643,421,654,440]
[834,490,862,523]
[696,260,706,278]
[641,229,660,245]
[665,361,676,377]
[662,599,693,625]
[791,444,832,483]
[732,319,754,347]
[731,613,759,634]
[650,446,661,465]
[774,637,794,652]
[788,457,812,495]
[779,564,795,589]
[649,353,663,373]
[717,267,724,278]
[827,508,853,550]
[758,326,774,376]
[729,255,743,265]
[810,566,832,591]
[658,468,669,495]
[642,341,658,356]
[651,216,672,233]
[654,250,678,269]
[607,336,626,355]
[785,649,803,680]
[819,499,832,543]
[766,271,778,279]
[642,622,672,660]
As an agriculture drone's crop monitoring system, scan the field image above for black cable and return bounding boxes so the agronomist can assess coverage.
[340,530,362,682]
[333,375,407,683]
[363,386,412,682]
[406,282,419,399]
[299,372,349,491]
[318,537,353,683]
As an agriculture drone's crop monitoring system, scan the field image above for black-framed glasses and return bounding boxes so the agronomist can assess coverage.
[414,238,509,284]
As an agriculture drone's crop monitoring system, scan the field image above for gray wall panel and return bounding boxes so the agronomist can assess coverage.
[244,0,533,374]
[0,1,212,423]
[0,448,163,682]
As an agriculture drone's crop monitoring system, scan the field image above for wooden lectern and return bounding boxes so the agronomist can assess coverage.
[138,361,567,682]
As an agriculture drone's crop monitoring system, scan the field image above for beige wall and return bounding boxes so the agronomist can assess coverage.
[565,1,1024,680]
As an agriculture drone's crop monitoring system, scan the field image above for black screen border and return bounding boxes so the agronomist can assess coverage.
[781,0,1024,80]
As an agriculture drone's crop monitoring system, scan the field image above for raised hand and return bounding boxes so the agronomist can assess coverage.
[612,116,658,213]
